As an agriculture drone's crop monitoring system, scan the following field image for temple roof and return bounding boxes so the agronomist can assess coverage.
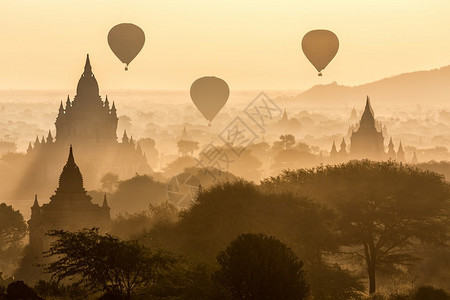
[331,140,337,153]
[359,96,376,129]
[282,109,288,121]
[76,54,99,98]
[57,146,85,193]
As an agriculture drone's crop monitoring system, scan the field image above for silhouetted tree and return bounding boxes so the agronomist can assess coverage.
[416,160,450,181]
[218,146,263,182]
[45,228,175,299]
[177,140,199,157]
[109,174,168,214]
[148,180,336,264]
[184,166,238,188]
[307,263,364,300]
[0,203,27,250]
[412,285,449,300]
[145,256,229,299]
[262,160,450,294]
[5,280,42,300]
[163,156,197,178]
[100,172,119,193]
[0,204,27,278]
[110,202,178,240]
[280,134,296,150]
[33,280,88,300]
[214,233,309,300]
[272,149,318,174]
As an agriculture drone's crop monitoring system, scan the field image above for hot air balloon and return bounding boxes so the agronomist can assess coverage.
[301,29,339,76]
[108,23,145,71]
[190,77,229,127]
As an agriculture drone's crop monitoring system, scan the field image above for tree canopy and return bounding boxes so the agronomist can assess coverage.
[214,233,310,300]
[148,180,337,264]
[0,203,27,251]
[45,228,175,298]
[262,160,450,294]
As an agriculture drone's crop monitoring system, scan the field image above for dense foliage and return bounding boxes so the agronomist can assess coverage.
[262,160,450,294]
[214,233,310,300]
[45,228,175,298]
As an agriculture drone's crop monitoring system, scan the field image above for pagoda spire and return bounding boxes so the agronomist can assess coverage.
[180,126,189,140]
[32,194,39,208]
[350,106,358,122]
[340,138,347,153]
[396,141,405,162]
[359,96,376,129]
[111,101,117,116]
[27,142,33,153]
[387,137,396,159]
[122,130,129,143]
[47,130,53,143]
[57,145,84,192]
[104,95,110,109]
[330,140,338,159]
[411,151,418,164]
[66,95,71,109]
[282,109,288,121]
[102,195,109,208]
[67,145,75,165]
[84,54,92,75]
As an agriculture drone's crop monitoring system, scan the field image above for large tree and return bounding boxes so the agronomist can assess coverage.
[108,174,168,214]
[0,203,27,250]
[214,233,309,300]
[149,180,337,264]
[45,228,174,299]
[262,160,450,294]
[279,134,296,150]
[0,203,27,277]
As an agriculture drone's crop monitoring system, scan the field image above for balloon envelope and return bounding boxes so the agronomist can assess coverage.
[108,23,145,70]
[302,30,339,75]
[190,77,229,125]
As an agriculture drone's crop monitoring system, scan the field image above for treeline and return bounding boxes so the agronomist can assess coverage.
[1,160,450,299]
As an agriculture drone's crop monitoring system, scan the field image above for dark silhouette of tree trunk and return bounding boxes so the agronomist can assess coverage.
[261,161,450,295]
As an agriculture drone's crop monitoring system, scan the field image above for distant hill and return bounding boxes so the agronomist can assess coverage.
[281,66,450,105]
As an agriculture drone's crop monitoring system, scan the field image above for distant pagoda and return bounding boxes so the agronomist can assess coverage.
[349,97,385,160]
[20,55,151,198]
[54,54,118,145]
[329,97,408,163]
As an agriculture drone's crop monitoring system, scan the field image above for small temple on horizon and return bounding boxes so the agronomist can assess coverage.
[330,97,412,163]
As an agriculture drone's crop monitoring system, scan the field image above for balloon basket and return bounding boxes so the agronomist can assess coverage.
[318,72,322,77]
[208,122,211,127]
[125,66,128,71]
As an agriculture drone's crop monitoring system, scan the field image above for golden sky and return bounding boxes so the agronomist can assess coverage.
[1,0,449,90]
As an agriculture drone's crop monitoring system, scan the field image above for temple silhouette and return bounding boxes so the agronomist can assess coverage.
[330,97,411,163]
[20,55,151,198]
[28,146,111,252]
[16,146,111,282]
[54,54,118,144]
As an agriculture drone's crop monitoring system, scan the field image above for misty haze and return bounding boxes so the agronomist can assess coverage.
[0,1,450,300]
